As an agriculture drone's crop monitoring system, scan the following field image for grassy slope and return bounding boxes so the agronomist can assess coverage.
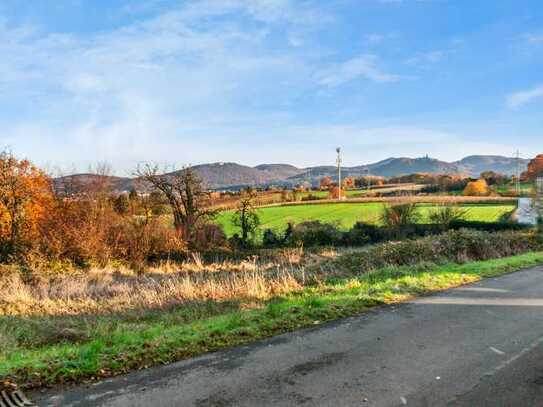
[2,251,542,389]
[217,203,516,236]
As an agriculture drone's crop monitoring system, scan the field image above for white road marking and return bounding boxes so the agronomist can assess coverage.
[490,347,505,355]
[484,336,543,378]
[410,297,543,306]
[400,396,408,404]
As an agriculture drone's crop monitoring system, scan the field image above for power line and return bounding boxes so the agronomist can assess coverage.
[336,147,342,201]
[515,150,520,195]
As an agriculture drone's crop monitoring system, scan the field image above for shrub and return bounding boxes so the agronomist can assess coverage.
[191,223,229,253]
[288,221,342,247]
[343,222,381,245]
[420,185,440,194]
[332,229,541,276]
[429,204,470,228]
[263,229,281,247]
[301,193,322,202]
[381,203,420,228]
[464,179,490,196]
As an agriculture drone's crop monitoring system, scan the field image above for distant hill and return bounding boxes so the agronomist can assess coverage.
[57,155,531,191]
[254,164,306,179]
[454,155,530,177]
[366,156,460,177]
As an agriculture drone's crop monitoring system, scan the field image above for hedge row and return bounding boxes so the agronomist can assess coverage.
[327,228,542,276]
[262,220,531,248]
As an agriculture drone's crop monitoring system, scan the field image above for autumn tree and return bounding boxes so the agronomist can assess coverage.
[320,176,333,190]
[463,179,490,196]
[0,150,52,257]
[232,196,260,247]
[522,154,543,181]
[328,186,345,199]
[136,165,216,245]
[342,176,355,189]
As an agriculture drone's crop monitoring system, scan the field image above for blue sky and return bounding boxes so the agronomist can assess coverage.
[0,0,542,175]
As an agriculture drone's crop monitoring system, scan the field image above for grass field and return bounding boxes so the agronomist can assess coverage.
[216,202,517,237]
[496,182,534,196]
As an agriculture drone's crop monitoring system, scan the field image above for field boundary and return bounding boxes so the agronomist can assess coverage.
[254,196,518,209]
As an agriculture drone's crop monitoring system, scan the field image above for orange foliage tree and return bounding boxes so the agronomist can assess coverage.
[463,179,490,196]
[0,150,53,255]
[328,186,345,199]
[522,154,543,181]
[342,176,355,189]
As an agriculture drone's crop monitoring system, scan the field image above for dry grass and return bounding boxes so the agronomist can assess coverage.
[0,248,341,318]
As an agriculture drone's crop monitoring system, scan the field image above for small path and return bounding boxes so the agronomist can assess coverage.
[36,266,543,406]
[516,197,537,224]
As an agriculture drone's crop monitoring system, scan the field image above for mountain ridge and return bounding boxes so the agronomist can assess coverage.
[57,155,531,191]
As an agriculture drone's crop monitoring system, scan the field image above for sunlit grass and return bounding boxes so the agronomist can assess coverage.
[216,202,516,237]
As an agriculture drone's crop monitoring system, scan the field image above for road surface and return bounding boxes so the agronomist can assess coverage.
[35,266,543,406]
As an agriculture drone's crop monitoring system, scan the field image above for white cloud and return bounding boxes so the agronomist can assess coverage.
[317,54,404,87]
[0,0,324,164]
[405,50,451,65]
[365,34,385,44]
[522,32,543,44]
[507,85,543,109]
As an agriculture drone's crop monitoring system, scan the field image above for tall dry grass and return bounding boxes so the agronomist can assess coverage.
[0,248,339,318]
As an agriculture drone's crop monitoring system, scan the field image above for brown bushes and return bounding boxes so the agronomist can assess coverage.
[0,153,232,269]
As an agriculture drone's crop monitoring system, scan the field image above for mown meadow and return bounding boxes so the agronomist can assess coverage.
[216,202,517,237]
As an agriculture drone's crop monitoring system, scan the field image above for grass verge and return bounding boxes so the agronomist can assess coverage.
[2,251,543,389]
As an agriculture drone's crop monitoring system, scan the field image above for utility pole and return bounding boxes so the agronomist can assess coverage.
[336,147,342,201]
[516,150,521,195]
[365,167,371,191]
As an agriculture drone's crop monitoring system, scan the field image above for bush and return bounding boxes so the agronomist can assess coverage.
[343,222,381,245]
[464,179,490,196]
[301,193,322,202]
[429,204,470,228]
[333,229,541,276]
[263,229,282,247]
[420,185,440,194]
[288,221,342,247]
[381,203,420,227]
[191,223,229,253]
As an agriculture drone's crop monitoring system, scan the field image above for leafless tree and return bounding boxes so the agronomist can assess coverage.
[136,164,217,243]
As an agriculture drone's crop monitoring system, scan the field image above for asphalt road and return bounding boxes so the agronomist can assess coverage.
[35,266,543,407]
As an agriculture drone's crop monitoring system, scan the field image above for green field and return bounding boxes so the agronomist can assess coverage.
[216,202,517,236]
[495,182,534,196]
[300,189,369,199]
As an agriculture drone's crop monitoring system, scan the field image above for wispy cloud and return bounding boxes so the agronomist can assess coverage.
[522,32,543,44]
[365,33,385,44]
[405,50,452,65]
[0,0,330,170]
[507,85,543,109]
[316,54,404,87]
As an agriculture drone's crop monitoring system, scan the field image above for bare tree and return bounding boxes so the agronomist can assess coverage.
[136,164,216,243]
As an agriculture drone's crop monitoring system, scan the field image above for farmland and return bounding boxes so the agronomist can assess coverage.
[216,202,517,237]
